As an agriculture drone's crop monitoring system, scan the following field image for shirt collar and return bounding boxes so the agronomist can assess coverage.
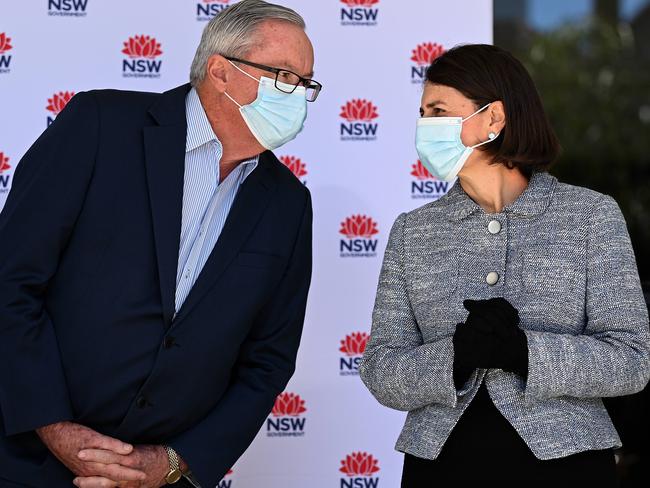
[185,87,218,153]
[239,157,259,181]
[185,87,259,181]
[442,171,557,221]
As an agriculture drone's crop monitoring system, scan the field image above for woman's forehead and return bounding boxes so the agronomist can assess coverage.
[422,83,467,104]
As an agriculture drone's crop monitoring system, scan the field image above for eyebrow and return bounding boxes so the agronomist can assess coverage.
[420,100,447,114]
[424,100,447,109]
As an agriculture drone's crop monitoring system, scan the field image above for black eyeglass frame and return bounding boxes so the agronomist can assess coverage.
[225,56,322,102]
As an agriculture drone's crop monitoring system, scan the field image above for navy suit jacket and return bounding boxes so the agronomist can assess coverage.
[0,84,312,486]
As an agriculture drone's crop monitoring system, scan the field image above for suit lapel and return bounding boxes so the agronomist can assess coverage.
[174,153,277,323]
[143,84,190,327]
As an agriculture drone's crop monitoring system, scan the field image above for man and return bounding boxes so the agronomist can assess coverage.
[0,1,320,486]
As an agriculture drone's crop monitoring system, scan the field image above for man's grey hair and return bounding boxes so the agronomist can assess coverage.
[190,0,306,87]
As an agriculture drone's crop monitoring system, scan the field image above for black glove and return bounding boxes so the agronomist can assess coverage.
[453,297,528,384]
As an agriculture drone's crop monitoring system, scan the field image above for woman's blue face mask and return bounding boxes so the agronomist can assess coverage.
[415,103,499,181]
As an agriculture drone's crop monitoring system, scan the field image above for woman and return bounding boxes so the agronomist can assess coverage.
[359,44,650,487]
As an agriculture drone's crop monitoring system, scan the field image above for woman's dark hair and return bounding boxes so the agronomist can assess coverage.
[426,44,561,175]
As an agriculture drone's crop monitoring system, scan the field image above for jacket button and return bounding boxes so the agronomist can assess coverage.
[488,220,502,234]
[136,395,148,409]
[163,336,176,349]
[486,271,500,286]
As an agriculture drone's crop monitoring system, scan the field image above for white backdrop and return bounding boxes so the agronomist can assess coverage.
[0,1,492,486]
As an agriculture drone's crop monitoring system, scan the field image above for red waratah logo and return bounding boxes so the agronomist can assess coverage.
[46,91,75,115]
[122,35,162,59]
[0,33,12,54]
[411,42,445,66]
[339,215,379,239]
[272,392,307,417]
[0,153,10,174]
[339,331,368,374]
[280,155,307,179]
[340,332,369,356]
[340,99,379,122]
[340,0,379,6]
[340,452,381,477]
[411,160,434,180]
[411,159,453,200]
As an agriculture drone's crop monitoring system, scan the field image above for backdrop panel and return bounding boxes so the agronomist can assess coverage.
[0,1,492,486]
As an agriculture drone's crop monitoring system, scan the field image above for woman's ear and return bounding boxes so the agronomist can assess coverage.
[489,100,506,134]
[205,54,230,94]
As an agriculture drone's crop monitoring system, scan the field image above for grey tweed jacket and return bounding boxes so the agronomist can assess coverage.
[359,171,650,460]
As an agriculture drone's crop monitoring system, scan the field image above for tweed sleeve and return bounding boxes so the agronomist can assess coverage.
[524,195,650,404]
[359,212,459,411]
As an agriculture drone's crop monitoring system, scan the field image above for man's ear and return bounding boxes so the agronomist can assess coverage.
[205,54,230,94]
[488,100,506,134]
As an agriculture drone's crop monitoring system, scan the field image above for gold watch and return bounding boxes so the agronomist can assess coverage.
[164,445,183,484]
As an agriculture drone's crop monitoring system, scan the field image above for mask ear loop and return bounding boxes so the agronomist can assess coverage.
[224,92,242,108]
[224,60,261,108]
[462,102,491,122]
[470,131,500,149]
[461,102,501,149]
[228,60,261,83]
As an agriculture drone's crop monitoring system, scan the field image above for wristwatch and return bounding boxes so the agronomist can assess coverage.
[164,445,183,484]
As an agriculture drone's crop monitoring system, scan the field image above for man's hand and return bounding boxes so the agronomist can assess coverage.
[73,444,171,488]
[36,421,146,483]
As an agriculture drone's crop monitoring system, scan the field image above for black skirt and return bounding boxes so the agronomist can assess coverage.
[401,383,619,488]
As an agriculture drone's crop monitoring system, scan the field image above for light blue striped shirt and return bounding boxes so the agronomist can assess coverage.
[175,88,258,313]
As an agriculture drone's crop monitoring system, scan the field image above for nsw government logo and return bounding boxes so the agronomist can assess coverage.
[340,99,378,141]
[339,215,379,258]
[46,91,75,127]
[410,160,453,200]
[340,0,379,27]
[280,155,308,185]
[122,35,163,79]
[0,33,13,74]
[196,0,230,21]
[266,392,307,438]
[217,469,234,488]
[339,332,369,376]
[48,0,89,17]
[410,42,445,84]
[340,452,381,488]
[0,152,12,195]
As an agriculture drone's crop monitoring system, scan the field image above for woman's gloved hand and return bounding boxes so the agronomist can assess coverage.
[453,297,528,383]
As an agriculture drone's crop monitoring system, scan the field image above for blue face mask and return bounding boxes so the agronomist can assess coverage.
[415,103,499,181]
[225,61,308,150]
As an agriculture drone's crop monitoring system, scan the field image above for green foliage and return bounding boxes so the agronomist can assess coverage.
[510,20,650,279]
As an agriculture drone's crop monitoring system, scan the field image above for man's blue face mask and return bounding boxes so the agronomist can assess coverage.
[225,61,308,150]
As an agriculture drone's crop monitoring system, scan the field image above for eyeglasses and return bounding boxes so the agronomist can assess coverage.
[225,56,322,102]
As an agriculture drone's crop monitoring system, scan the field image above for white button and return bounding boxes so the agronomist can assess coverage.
[488,220,502,234]
[486,272,499,286]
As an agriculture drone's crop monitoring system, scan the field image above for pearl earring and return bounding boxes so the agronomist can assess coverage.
[488,132,496,140]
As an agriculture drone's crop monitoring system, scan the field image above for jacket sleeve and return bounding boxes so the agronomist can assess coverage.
[0,92,99,435]
[524,195,650,404]
[359,212,463,412]
[167,190,312,487]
